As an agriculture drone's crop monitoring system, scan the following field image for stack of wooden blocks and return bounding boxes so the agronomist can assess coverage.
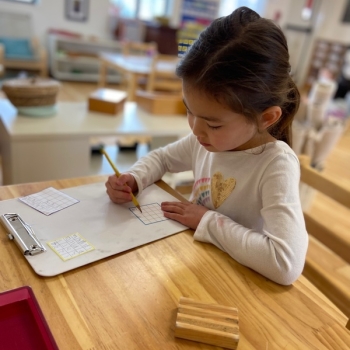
[88,88,127,115]
[175,297,239,349]
[136,90,186,115]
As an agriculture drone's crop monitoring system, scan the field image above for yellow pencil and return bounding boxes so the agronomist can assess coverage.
[101,149,142,213]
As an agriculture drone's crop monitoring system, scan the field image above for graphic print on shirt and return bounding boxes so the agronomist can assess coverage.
[211,172,236,209]
[191,177,211,206]
[191,172,236,209]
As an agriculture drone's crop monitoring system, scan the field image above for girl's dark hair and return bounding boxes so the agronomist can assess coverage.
[176,7,300,146]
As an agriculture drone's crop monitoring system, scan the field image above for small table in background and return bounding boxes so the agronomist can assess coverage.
[0,99,190,185]
[98,53,179,101]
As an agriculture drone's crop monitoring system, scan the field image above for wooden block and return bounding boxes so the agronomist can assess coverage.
[178,297,239,316]
[136,90,186,115]
[178,305,238,324]
[88,88,127,115]
[175,297,239,349]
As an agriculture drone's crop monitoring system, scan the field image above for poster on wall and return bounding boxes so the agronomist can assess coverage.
[65,0,89,22]
[180,0,220,28]
[177,0,220,57]
[179,0,220,39]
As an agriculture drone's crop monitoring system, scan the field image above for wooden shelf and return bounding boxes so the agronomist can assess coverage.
[48,34,123,82]
[304,38,348,92]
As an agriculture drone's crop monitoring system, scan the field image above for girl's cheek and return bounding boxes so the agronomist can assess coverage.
[187,115,194,129]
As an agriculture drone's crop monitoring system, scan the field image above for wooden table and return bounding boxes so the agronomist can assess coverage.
[98,53,179,101]
[0,99,190,185]
[1,176,350,350]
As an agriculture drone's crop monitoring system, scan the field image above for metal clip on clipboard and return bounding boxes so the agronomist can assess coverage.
[0,213,46,256]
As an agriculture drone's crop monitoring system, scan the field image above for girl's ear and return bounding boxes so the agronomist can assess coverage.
[259,106,282,131]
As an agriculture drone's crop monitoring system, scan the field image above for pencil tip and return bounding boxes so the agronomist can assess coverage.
[138,206,142,213]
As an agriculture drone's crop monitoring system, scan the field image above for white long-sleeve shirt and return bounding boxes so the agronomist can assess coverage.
[128,133,308,285]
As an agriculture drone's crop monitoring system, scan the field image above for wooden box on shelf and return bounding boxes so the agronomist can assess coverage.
[88,88,127,115]
[136,90,186,115]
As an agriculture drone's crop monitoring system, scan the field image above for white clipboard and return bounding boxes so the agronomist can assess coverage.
[0,182,188,276]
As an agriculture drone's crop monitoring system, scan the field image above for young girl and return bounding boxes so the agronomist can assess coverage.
[105,7,308,285]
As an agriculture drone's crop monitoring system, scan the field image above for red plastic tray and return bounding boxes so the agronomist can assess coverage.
[0,286,58,350]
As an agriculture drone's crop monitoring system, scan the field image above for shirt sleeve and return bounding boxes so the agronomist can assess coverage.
[193,153,309,285]
[128,134,194,195]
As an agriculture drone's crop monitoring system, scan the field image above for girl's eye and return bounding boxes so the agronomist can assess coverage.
[207,124,222,130]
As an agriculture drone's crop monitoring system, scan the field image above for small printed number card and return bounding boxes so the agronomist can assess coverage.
[48,233,94,261]
[19,187,79,215]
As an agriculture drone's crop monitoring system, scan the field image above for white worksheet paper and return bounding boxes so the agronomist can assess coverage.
[129,203,169,225]
[0,182,188,276]
[19,187,79,215]
[48,232,95,261]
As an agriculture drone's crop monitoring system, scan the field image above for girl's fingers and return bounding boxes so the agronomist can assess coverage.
[163,211,182,221]
[162,201,186,206]
[105,182,132,203]
[161,202,187,214]
[106,177,131,192]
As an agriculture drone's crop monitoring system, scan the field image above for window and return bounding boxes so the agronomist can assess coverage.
[110,0,173,21]
[218,0,266,17]
[0,0,37,3]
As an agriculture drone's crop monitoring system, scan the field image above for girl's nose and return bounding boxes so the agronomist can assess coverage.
[191,117,205,137]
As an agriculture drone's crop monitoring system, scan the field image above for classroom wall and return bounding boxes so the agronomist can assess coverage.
[1,0,349,42]
[315,0,350,42]
[263,0,350,42]
[262,0,350,86]
[0,0,349,86]
[0,0,187,42]
[0,0,113,42]
[261,0,292,28]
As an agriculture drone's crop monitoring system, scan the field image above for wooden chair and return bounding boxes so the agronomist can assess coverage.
[146,54,182,93]
[119,41,158,149]
[119,41,158,90]
[0,37,48,77]
[0,12,48,77]
[122,41,157,56]
[0,43,4,76]
[170,155,350,329]
[299,155,350,329]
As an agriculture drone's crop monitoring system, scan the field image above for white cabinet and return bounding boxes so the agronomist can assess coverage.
[48,35,122,82]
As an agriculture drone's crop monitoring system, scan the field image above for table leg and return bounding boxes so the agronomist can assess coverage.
[98,59,107,88]
[127,73,138,101]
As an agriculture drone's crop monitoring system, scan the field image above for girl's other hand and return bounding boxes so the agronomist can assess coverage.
[161,201,209,230]
[105,173,138,204]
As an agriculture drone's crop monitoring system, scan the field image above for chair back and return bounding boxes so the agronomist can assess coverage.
[146,54,182,93]
[0,43,4,62]
[299,155,350,326]
[122,41,157,56]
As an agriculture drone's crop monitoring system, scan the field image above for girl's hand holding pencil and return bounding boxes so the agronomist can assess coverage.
[102,149,141,212]
[105,172,139,206]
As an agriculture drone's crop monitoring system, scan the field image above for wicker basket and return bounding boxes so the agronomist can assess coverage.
[2,78,60,107]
